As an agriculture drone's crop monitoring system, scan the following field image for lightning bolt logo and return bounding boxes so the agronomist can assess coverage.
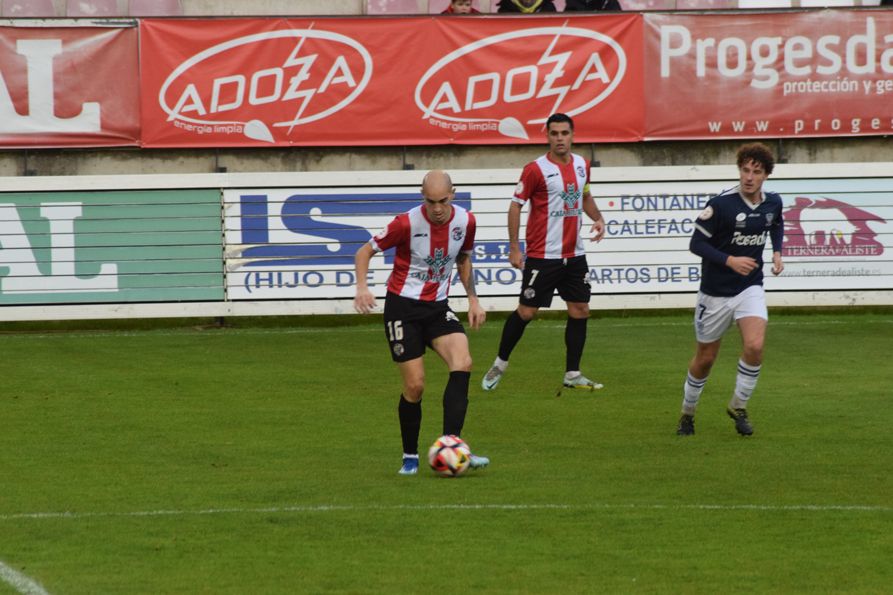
[278,23,317,135]
[413,24,626,139]
[535,22,574,118]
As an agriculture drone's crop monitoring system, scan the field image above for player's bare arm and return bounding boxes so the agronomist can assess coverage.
[457,252,486,330]
[507,201,524,269]
[582,192,605,242]
[353,243,377,313]
[771,251,784,276]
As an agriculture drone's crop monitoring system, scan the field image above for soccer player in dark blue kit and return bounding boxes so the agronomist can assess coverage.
[677,143,785,437]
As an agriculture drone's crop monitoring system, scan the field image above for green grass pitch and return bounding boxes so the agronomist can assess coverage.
[1,309,891,593]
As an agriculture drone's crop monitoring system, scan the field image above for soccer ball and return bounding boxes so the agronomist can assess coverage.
[427,434,472,477]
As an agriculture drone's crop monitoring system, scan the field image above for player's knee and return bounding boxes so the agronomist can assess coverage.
[692,351,717,373]
[403,380,425,401]
[742,341,764,363]
[567,303,589,318]
[517,306,537,321]
[691,361,713,378]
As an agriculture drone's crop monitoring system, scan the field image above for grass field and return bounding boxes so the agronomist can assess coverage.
[1,309,891,594]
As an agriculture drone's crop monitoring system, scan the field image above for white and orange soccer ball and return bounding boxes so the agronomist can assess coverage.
[427,434,472,477]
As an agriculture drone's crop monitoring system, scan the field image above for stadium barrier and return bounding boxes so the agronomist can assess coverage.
[5,10,893,151]
[0,162,890,321]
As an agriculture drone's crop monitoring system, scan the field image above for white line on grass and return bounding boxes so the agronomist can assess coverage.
[0,501,890,522]
[1,317,888,340]
[0,560,49,595]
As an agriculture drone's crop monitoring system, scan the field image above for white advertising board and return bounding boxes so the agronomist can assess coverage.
[222,171,893,301]
[0,163,890,321]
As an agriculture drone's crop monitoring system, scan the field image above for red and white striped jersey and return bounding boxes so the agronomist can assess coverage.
[369,204,476,302]
[512,152,591,259]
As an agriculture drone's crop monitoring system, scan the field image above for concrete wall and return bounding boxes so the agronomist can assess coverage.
[3,137,891,177]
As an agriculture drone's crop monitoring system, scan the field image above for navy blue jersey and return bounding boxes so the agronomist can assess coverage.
[691,187,784,297]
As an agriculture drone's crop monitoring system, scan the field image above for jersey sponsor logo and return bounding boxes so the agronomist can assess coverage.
[157,29,372,143]
[697,205,714,220]
[550,184,583,217]
[413,248,453,282]
[731,231,768,246]
[563,184,579,207]
[782,196,886,258]
[550,207,584,218]
[415,25,628,140]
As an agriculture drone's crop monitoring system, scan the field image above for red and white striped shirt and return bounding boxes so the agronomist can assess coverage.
[370,204,475,302]
[512,152,591,259]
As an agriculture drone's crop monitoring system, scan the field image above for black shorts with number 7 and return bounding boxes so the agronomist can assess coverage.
[519,255,591,307]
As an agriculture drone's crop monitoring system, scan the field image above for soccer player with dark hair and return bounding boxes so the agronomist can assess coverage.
[481,113,606,393]
[354,170,489,475]
[677,142,785,437]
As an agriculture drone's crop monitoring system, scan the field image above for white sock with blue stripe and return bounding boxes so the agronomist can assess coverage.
[730,359,761,410]
[682,372,708,415]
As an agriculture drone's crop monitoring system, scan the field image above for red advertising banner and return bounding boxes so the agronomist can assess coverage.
[139,16,643,147]
[0,27,139,148]
[645,11,893,140]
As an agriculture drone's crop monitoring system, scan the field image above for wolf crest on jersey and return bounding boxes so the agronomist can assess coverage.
[370,204,475,302]
[512,152,590,259]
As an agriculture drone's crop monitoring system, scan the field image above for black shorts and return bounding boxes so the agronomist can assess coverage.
[519,255,591,308]
[383,292,465,362]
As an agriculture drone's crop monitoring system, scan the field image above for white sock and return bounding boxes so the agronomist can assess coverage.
[564,371,580,380]
[730,359,761,410]
[682,372,708,415]
[402,453,419,460]
[493,357,508,371]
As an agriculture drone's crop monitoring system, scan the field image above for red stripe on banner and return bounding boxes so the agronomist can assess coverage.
[6,10,891,148]
[644,11,893,140]
[139,15,644,147]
